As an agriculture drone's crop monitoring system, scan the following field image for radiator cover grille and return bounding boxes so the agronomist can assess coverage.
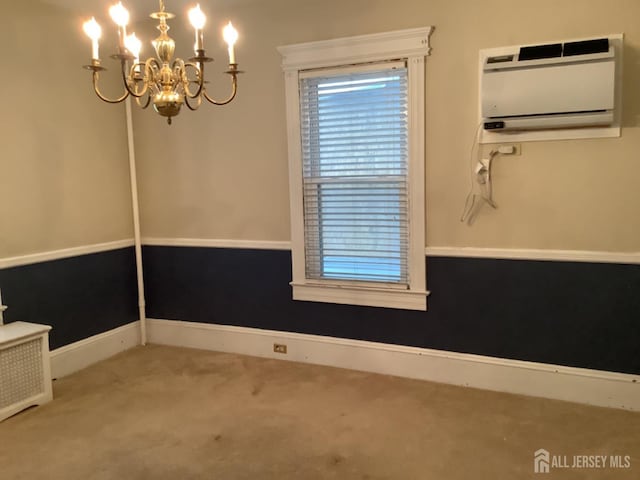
[0,322,53,421]
[0,338,44,409]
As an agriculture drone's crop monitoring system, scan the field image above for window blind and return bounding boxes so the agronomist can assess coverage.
[299,64,409,284]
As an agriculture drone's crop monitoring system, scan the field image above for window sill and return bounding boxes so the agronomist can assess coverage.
[291,282,429,311]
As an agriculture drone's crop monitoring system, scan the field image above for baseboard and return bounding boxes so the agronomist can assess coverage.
[147,319,640,411]
[50,321,141,379]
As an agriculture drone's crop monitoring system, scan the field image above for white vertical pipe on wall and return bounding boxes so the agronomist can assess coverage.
[124,98,147,345]
[0,288,6,326]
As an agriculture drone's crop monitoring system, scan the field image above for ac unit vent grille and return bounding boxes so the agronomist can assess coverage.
[0,338,44,409]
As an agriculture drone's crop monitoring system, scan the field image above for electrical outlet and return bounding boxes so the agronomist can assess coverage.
[273,343,287,354]
[498,143,521,155]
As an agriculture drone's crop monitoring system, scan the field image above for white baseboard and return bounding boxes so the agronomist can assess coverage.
[147,319,640,411]
[50,321,141,379]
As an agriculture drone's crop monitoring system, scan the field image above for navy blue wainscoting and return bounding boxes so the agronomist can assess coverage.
[0,248,138,349]
[142,246,640,375]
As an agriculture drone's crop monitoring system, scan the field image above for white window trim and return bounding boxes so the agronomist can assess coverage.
[278,27,433,311]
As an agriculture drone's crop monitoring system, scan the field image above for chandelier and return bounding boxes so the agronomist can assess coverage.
[82,1,241,124]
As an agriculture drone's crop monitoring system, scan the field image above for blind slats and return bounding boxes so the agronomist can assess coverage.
[301,65,409,284]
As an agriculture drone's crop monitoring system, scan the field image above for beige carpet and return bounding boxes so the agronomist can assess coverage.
[0,345,638,479]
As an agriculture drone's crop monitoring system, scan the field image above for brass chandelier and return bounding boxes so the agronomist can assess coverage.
[82,0,241,124]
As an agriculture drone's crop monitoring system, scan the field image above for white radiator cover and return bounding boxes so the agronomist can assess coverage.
[0,322,53,422]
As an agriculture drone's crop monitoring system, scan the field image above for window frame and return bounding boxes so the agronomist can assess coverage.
[278,27,433,311]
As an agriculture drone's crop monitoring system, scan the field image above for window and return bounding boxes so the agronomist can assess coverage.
[301,64,409,284]
[279,28,433,310]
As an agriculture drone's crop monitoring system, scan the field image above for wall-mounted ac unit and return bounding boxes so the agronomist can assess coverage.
[481,37,617,131]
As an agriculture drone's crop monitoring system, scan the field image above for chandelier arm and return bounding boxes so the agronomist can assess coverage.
[121,63,150,99]
[172,60,187,96]
[184,63,204,98]
[172,60,199,101]
[184,93,202,111]
[122,81,146,99]
[171,59,185,76]
[202,75,238,106]
[183,63,205,99]
[148,58,162,72]
[146,59,163,94]
[135,93,152,109]
[92,71,130,104]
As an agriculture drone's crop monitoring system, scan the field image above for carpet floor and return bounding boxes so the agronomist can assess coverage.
[0,345,638,479]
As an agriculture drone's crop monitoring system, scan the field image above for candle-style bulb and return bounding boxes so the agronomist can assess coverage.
[125,33,142,59]
[223,21,238,47]
[83,17,102,60]
[83,17,102,41]
[188,4,206,30]
[109,2,130,27]
[189,4,206,53]
[223,21,238,64]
